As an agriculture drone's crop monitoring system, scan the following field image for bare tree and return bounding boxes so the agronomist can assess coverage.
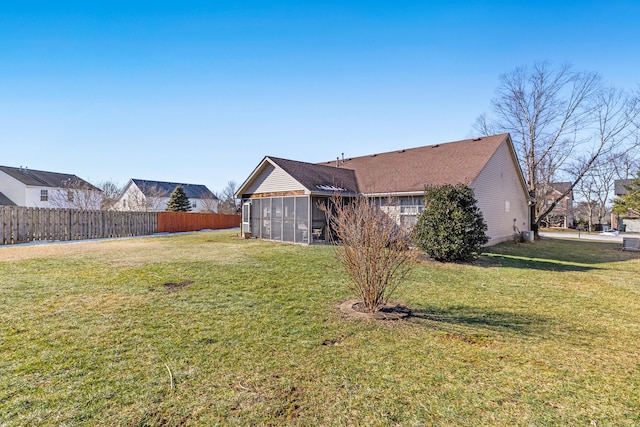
[573,154,619,230]
[94,180,123,211]
[476,62,640,230]
[199,194,219,213]
[323,195,412,313]
[217,180,240,214]
[613,148,640,180]
[48,178,103,210]
[123,184,167,212]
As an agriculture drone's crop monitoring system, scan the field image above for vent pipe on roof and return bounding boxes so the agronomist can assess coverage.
[336,157,339,167]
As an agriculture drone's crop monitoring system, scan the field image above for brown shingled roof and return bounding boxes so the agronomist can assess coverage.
[550,182,572,194]
[268,157,360,194]
[318,133,511,194]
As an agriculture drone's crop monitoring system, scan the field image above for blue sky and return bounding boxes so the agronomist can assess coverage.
[1,1,639,194]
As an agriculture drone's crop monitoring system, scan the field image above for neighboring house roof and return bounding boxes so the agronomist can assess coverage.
[622,209,640,218]
[131,179,217,199]
[549,182,572,196]
[615,179,633,196]
[0,165,99,190]
[0,191,16,206]
[317,133,512,194]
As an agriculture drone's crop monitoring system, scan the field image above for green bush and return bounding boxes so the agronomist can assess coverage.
[413,184,488,262]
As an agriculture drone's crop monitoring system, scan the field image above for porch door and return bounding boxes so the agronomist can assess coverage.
[242,202,251,234]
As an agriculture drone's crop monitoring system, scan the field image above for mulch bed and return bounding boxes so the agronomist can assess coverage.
[338,299,411,320]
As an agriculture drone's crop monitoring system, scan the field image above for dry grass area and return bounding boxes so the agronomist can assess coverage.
[1,231,639,426]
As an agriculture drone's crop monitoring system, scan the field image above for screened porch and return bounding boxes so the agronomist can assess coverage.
[242,196,332,244]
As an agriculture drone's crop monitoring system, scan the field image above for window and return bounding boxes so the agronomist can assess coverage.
[67,191,74,202]
[192,202,197,208]
[40,189,48,202]
[399,197,424,215]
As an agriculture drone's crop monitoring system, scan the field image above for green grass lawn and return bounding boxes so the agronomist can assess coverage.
[1,231,639,426]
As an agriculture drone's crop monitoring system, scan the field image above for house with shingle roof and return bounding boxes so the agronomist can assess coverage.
[235,133,531,245]
[115,179,218,213]
[612,178,640,232]
[539,182,574,228]
[0,165,101,209]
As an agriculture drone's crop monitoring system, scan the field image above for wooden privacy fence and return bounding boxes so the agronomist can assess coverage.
[0,207,157,245]
[0,207,241,245]
[157,212,241,233]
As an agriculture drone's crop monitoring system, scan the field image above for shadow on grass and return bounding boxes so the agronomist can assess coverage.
[479,253,595,272]
[407,305,549,336]
[480,239,639,271]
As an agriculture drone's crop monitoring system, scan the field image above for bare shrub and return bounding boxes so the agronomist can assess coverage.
[48,177,102,210]
[324,195,413,313]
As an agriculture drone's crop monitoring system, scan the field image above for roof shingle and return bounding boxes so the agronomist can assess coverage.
[131,179,217,199]
[0,165,97,190]
[317,133,510,193]
[615,179,633,195]
[267,157,360,194]
[0,191,16,206]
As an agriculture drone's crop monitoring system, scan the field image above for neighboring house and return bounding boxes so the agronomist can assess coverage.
[115,179,218,212]
[235,133,531,245]
[0,165,101,209]
[540,182,574,228]
[612,179,640,232]
[0,192,17,206]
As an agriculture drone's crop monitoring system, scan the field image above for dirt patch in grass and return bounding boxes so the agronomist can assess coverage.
[163,280,195,292]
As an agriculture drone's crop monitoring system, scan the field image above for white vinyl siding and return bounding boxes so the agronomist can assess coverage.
[471,140,530,245]
[620,219,640,233]
[0,171,27,206]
